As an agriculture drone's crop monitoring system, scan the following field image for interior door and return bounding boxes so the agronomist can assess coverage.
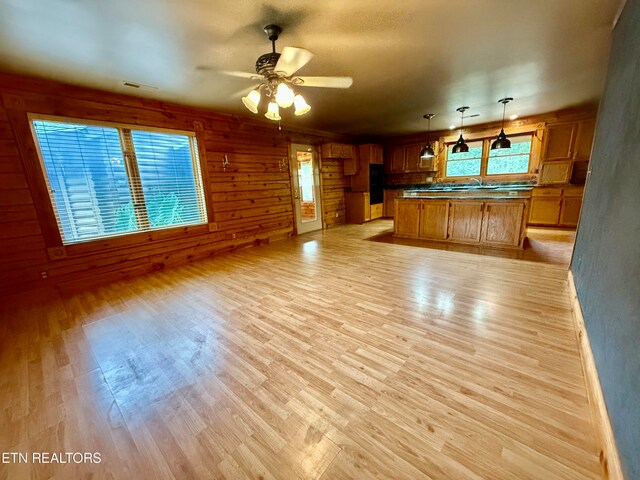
[291,144,323,234]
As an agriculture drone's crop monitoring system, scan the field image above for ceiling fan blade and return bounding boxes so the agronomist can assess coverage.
[274,47,314,76]
[296,76,353,89]
[232,84,261,98]
[221,70,262,80]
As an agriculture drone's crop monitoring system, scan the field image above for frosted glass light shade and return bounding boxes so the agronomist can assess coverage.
[275,83,295,108]
[293,95,311,116]
[265,102,281,121]
[241,89,260,114]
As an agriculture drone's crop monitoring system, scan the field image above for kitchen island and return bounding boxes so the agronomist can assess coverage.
[394,187,532,249]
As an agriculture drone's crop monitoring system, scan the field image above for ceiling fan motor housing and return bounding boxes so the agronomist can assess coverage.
[255,52,281,76]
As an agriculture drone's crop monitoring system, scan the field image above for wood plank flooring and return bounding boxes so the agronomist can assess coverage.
[0,220,601,479]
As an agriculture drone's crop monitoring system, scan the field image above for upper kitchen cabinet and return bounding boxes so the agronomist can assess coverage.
[538,119,595,185]
[542,123,578,161]
[385,142,438,174]
[359,144,384,165]
[321,142,355,159]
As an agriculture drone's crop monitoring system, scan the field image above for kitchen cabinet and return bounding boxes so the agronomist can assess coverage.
[383,189,403,217]
[321,142,354,159]
[359,144,383,164]
[448,201,484,243]
[343,156,358,176]
[395,199,421,236]
[542,123,577,162]
[538,160,572,185]
[395,197,529,249]
[538,119,595,185]
[419,200,449,240]
[370,203,383,220]
[385,143,437,174]
[481,202,525,247]
[528,186,584,227]
[345,192,370,224]
[559,186,584,226]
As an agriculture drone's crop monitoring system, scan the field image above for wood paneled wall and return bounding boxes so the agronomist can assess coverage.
[0,73,341,294]
[320,158,348,227]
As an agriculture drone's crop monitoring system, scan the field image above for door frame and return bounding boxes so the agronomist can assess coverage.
[290,143,323,235]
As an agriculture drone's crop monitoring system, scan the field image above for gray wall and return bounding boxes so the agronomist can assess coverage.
[571,0,640,478]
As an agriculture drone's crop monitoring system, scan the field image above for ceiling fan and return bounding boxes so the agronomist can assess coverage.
[224,24,353,121]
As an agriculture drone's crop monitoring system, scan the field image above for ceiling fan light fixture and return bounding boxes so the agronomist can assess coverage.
[275,82,295,108]
[241,89,261,114]
[491,97,514,150]
[265,101,281,121]
[293,94,311,116]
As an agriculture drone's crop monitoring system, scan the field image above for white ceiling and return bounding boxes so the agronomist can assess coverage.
[0,0,621,136]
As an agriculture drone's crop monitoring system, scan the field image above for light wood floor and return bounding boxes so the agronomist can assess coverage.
[0,220,601,479]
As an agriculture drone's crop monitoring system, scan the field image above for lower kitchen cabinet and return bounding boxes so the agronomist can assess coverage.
[345,192,370,224]
[448,201,484,243]
[395,198,528,249]
[481,202,525,247]
[529,196,561,225]
[395,200,421,236]
[383,189,403,217]
[528,186,584,227]
[419,200,449,240]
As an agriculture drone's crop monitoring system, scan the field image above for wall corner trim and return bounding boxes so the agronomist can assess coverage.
[568,269,625,479]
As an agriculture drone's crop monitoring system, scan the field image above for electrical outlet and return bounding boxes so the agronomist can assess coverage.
[232,233,237,239]
[335,212,339,217]
[40,271,48,279]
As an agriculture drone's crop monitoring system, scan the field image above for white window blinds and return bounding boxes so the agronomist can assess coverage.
[32,118,207,245]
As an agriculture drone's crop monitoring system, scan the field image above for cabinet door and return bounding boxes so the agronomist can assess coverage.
[343,156,358,176]
[373,145,384,164]
[538,161,572,185]
[542,123,577,161]
[341,144,354,159]
[481,202,525,247]
[528,197,561,225]
[384,189,402,217]
[574,120,596,161]
[419,200,449,240]
[404,144,422,172]
[395,200,420,237]
[387,146,406,173]
[447,201,483,243]
[560,196,583,226]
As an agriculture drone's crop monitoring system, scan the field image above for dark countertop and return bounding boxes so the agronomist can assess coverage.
[397,194,530,200]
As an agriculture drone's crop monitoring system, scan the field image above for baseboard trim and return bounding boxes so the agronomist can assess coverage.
[568,270,624,479]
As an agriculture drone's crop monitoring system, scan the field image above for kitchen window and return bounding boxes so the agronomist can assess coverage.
[445,140,483,177]
[486,134,532,175]
[31,117,207,245]
[444,133,534,178]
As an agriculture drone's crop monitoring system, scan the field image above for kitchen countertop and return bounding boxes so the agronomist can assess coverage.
[398,186,533,200]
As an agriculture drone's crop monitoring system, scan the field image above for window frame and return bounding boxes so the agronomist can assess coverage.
[441,125,543,180]
[28,113,212,251]
[444,139,484,178]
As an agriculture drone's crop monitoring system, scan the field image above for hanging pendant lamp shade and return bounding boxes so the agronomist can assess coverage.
[452,107,470,153]
[420,113,436,159]
[420,145,435,159]
[452,135,469,153]
[491,97,514,150]
[491,129,511,149]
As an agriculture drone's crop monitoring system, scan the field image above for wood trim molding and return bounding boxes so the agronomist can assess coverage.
[568,270,624,480]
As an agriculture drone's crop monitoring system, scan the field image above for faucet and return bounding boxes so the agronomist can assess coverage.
[469,178,483,186]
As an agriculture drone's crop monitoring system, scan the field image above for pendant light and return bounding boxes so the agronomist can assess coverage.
[491,97,514,150]
[419,113,436,159]
[452,106,470,154]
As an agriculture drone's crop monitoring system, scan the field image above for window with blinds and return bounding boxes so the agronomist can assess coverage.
[32,118,207,245]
